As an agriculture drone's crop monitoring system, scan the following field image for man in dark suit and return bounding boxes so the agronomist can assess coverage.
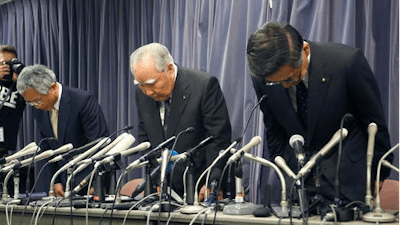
[130,43,232,199]
[17,64,109,196]
[247,22,392,206]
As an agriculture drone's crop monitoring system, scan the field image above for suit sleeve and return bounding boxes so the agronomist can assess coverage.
[201,76,232,172]
[135,88,149,144]
[79,94,109,140]
[347,49,392,180]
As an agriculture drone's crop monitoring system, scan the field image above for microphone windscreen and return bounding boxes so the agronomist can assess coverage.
[252,206,272,217]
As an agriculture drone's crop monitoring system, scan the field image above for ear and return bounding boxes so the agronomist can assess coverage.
[303,42,310,57]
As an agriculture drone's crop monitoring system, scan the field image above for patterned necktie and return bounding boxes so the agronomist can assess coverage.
[163,99,171,134]
[296,81,308,128]
[51,108,58,138]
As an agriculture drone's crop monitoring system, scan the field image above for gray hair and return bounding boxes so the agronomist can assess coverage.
[129,43,174,76]
[17,64,57,95]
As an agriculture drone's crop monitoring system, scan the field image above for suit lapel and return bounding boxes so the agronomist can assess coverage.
[307,42,331,142]
[166,71,190,137]
[57,85,71,144]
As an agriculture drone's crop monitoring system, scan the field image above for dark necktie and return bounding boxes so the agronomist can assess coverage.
[163,98,171,134]
[296,81,308,128]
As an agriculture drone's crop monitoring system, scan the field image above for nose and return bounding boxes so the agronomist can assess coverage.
[141,86,154,96]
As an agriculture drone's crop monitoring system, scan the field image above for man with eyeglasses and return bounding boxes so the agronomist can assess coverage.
[17,64,109,197]
[247,22,392,210]
[130,43,232,201]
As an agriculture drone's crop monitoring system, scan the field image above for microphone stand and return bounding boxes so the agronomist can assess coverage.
[222,160,261,215]
[362,143,398,223]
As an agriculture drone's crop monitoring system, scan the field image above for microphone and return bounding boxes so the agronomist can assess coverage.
[362,143,398,223]
[170,127,195,151]
[128,149,176,199]
[175,136,214,163]
[64,134,134,195]
[0,142,37,165]
[72,142,151,195]
[48,138,111,196]
[1,145,73,172]
[97,142,151,166]
[204,168,222,206]
[48,137,106,163]
[227,136,262,165]
[75,133,132,167]
[365,122,378,208]
[381,159,399,173]
[289,134,305,165]
[138,136,176,163]
[275,156,297,180]
[159,148,170,188]
[295,128,348,180]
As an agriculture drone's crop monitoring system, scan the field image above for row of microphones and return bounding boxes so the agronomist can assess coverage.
[0,144,74,173]
[72,142,151,195]
[0,142,37,166]
[63,133,136,196]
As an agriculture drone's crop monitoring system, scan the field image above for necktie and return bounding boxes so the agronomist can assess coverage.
[51,108,58,138]
[296,81,308,128]
[163,99,171,135]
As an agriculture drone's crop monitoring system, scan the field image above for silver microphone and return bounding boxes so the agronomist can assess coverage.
[289,134,305,165]
[275,156,297,180]
[227,136,262,165]
[365,122,378,208]
[296,128,348,180]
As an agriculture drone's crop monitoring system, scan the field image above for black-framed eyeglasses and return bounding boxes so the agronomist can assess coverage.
[265,61,303,86]
[26,95,43,106]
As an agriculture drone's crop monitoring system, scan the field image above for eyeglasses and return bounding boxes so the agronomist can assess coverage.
[26,96,43,106]
[265,61,303,86]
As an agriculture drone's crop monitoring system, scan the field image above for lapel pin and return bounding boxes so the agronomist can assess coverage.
[321,78,326,83]
[183,96,186,100]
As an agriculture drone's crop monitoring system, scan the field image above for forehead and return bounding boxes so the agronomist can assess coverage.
[0,52,15,62]
[267,64,297,81]
[133,54,161,80]
[22,88,41,101]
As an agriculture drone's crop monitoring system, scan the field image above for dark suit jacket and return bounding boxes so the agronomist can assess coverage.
[252,42,392,202]
[33,85,109,194]
[136,66,232,196]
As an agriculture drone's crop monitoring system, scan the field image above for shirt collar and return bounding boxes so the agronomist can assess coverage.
[53,82,62,110]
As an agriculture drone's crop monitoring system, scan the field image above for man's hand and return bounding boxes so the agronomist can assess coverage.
[54,183,65,197]
[198,185,223,202]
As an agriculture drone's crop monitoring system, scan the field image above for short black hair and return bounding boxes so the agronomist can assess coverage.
[0,45,17,58]
[246,22,303,78]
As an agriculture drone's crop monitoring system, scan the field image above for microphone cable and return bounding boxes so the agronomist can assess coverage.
[25,137,57,198]
[17,160,51,225]
[334,113,353,204]
[226,94,267,200]
[163,127,194,222]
